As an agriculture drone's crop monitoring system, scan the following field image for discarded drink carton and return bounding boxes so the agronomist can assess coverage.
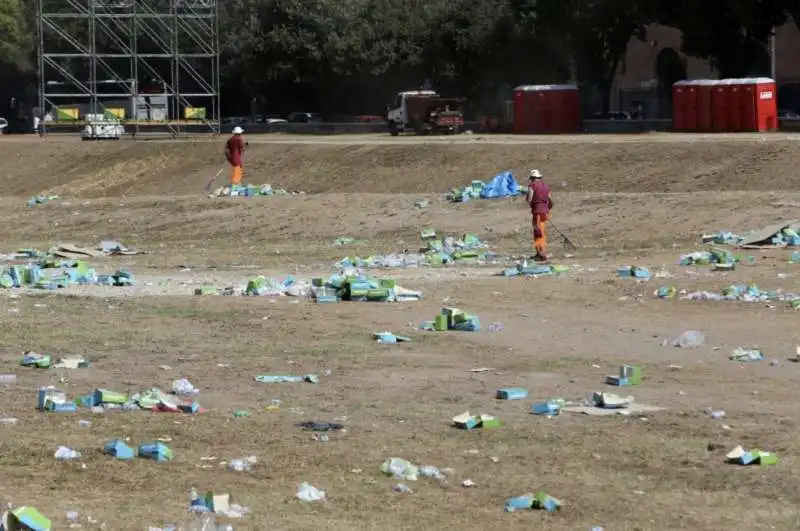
[496,388,528,400]
[726,445,778,466]
[531,401,561,416]
[37,386,76,412]
[605,365,642,386]
[103,439,135,460]
[532,491,562,512]
[93,388,128,405]
[138,442,173,462]
[452,411,500,429]
[21,352,50,369]
[1,506,52,530]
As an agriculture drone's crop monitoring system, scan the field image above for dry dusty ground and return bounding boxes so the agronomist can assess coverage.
[1,135,800,530]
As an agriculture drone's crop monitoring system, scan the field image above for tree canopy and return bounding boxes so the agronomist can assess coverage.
[1,0,797,116]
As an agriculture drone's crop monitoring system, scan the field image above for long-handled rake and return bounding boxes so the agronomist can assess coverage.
[549,222,578,250]
[204,168,224,192]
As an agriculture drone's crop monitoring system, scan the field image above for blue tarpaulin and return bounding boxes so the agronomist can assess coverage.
[479,171,521,199]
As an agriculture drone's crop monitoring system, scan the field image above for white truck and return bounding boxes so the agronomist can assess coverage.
[386,90,465,136]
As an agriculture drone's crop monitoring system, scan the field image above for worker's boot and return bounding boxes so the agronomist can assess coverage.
[533,253,548,262]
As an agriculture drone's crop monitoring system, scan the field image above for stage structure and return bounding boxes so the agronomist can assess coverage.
[35,0,221,135]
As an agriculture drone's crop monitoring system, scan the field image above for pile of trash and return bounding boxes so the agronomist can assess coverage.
[656,283,800,307]
[210,183,302,198]
[0,261,132,290]
[27,194,60,206]
[679,248,736,266]
[311,272,422,303]
[446,171,522,202]
[37,382,204,413]
[702,220,800,248]
[420,307,480,331]
[500,261,568,277]
[337,229,496,269]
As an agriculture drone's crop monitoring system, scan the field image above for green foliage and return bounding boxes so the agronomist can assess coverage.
[0,0,31,71]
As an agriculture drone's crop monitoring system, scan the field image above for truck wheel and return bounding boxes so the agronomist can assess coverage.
[388,122,399,136]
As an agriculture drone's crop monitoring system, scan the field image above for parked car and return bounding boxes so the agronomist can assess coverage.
[0,117,7,132]
[778,110,800,119]
[287,112,323,123]
[264,114,287,125]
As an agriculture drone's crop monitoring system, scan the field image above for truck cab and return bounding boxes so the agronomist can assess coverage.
[386,91,464,136]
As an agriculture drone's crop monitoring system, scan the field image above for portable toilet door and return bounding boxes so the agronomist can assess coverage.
[752,77,778,132]
[672,80,690,131]
[684,81,699,131]
[530,86,553,133]
[513,86,532,134]
[695,80,716,132]
[711,80,730,132]
[548,84,580,133]
[738,78,758,132]
[724,79,743,132]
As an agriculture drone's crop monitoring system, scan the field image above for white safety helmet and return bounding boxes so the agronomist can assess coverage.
[529,169,542,179]
[232,126,244,135]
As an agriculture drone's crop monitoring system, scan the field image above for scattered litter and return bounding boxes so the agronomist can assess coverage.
[54,446,81,460]
[228,456,257,472]
[310,273,421,302]
[672,330,705,348]
[531,399,564,416]
[254,374,319,384]
[730,347,764,362]
[605,365,642,386]
[53,356,90,369]
[374,331,412,344]
[499,262,568,277]
[677,283,800,305]
[189,489,248,517]
[27,194,60,206]
[332,237,368,247]
[393,483,413,493]
[616,266,651,279]
[421,307,480,332]
[0,506,52,530]
[414,199,429,208]
[462,479,476,488]
[21,352,51,368]
[381,458,419,481]
[296,482,326,502]
[452,411,501,429]
[138,442,173,461]
[702,231,743,246]
[172,378,200,396]
[297,421,344,432]
[103,439,135,460]
[736,220,800,248]
[505,491,562,512]
[211,183,301,198]
[679,248,735,266]
[496,388,528,400]
[726,445,778,465]
[469,367,495,373]
[447,171,522,202]
[337,231,496,269]
[561,392,665,416]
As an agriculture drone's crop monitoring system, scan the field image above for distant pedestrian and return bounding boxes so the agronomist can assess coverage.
[526,169,553,261]
[225,126,246,185]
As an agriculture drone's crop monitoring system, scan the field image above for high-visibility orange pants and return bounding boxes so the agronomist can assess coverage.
[230,165,243,185]
[533,213,549,255]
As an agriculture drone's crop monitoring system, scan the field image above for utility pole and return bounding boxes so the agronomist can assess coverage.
[770,28,777,80]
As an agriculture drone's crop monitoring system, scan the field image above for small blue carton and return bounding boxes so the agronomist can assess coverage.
[103,439,135,460]
[496,388,528,400]
[531,401,560,416]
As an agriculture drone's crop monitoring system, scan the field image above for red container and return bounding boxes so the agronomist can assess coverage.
[672,80,690,131]
[684,81,699,131]
[724,79,743,132]
[513,84,580,134]
[711,80,730,132]
[695,80,716,132]
[751,77,777,132]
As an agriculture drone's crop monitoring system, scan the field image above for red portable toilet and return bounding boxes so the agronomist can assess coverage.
[695,79,716,132]
[737,78,757,132]
[752,77,777,131]
[513,86,533,134]
[711,80,730,132]
[672,80,690,131]
[512,84,580,134]
[684,81,699,131]
[724,79,743,132]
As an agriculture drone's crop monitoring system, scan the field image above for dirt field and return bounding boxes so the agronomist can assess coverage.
[1,134,800,530]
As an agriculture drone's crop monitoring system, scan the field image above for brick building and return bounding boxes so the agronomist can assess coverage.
[610,22,800,117]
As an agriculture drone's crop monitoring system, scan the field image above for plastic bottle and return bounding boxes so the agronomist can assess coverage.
[672,330,705,348]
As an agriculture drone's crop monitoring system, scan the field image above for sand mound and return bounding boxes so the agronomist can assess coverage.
[2,136,799,197]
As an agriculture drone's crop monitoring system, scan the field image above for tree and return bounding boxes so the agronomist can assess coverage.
[661,0,789,77]
[0,0,32,71]
[535,0,654,113]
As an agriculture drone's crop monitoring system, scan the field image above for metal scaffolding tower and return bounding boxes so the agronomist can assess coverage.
[36,0,221,135]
